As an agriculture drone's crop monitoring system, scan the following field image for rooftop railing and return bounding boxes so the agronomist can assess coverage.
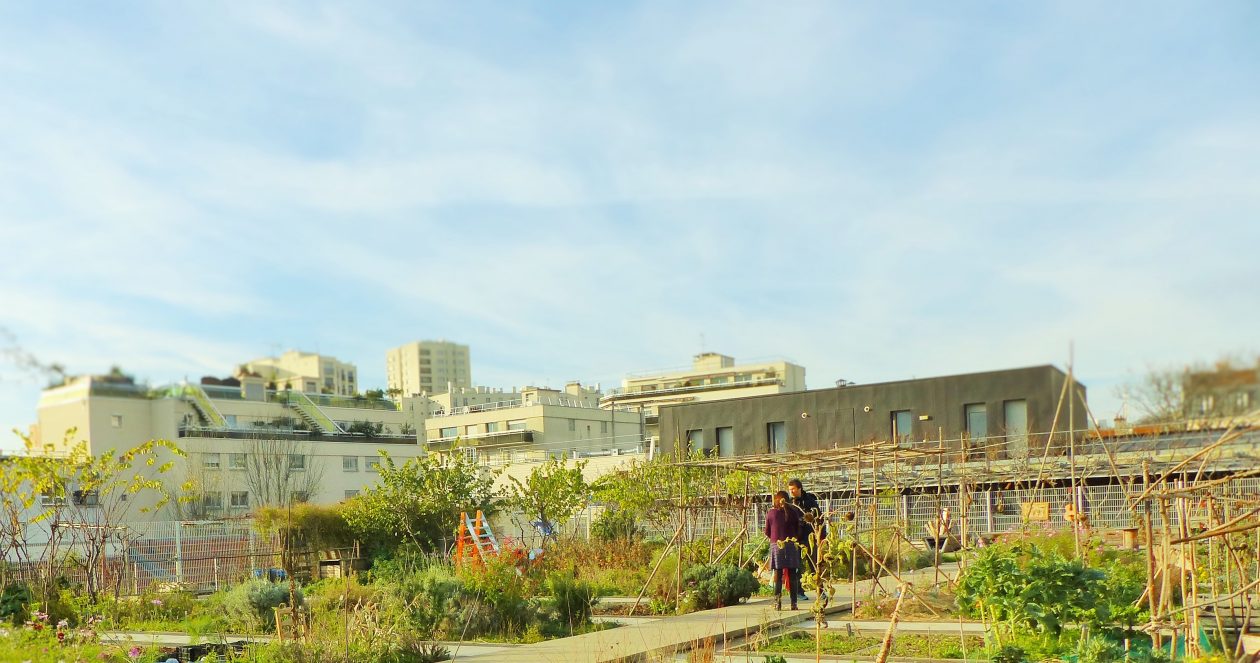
[601,376,784,401]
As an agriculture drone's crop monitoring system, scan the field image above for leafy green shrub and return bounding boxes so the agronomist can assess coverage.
[0,581,32,625]
[591,508,639,542]
[1078,635,1126,663]
[681,563,758,610]
[221,579,303,630]
[544,572,596,630]
[989,644,1028,663]
[957,543,1106,635]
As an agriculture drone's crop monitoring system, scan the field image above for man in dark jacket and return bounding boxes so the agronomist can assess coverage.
[788,478,826,601]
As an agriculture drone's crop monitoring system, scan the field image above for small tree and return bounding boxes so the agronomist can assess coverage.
[342,448,500,554]
[241,435,324,508]
[505,459,589,540]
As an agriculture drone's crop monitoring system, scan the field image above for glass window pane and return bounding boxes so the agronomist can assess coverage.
[716,427,734,457]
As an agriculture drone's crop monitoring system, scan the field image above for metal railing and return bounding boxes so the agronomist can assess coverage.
[600,376,784,401]
[274,391,346,434]
[184,384,227,428]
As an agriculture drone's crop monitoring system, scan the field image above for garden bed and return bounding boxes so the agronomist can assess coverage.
[750,631,985,659]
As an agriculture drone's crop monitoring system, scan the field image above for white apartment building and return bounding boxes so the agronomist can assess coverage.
[33,374,426,520]
[386,340,471,396]
[244,350,358,396]
[600,353,807,444]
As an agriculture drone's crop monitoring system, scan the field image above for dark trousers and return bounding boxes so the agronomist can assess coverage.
[773,567,801,602]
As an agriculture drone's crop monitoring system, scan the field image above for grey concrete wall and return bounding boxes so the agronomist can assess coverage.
[658,365,1086,458]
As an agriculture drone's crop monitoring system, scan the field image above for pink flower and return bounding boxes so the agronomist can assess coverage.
[150,599,162,606]
[128,645,142,658]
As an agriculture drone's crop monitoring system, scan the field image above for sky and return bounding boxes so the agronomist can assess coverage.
[2,1,1259,448]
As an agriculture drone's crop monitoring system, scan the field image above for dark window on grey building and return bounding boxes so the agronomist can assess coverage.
[891,410,912,442]
[686,429,706,455]
[767,422,786,454]
[965,403,988,442]
[716,427,734,457]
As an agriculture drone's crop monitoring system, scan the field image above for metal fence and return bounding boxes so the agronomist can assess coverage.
[647,477,1260,544]
[6,520,281,596]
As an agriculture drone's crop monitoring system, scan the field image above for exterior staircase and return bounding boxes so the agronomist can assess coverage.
[283,391,345,434]
[184,384,227,428]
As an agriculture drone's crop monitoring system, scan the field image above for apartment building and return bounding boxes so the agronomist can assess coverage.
[386,340,471,396]
[600,353,807,445]
[33,373,426,520]
[244,350,358,396]
[424,384,643,465]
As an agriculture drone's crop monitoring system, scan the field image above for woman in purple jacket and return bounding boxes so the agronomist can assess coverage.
[764,489,802,610]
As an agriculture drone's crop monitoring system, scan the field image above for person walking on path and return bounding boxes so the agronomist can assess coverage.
[788,478,826,601]
[765,489,802,611]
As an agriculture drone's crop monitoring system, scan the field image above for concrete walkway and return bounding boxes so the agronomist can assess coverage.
[457,595,830,662]
[806,620,987,634]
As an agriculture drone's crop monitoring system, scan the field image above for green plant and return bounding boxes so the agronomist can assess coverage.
[544,572,596,632]
[1078,635,1126,663]
[681,563,758,610]
[505,458,589,539]
[221,579,303,630]
[764,656,788,663]
[989,644,1028,663]
[591,507,639,542]
[0,581,32,625]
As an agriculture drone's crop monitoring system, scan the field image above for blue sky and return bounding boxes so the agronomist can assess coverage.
[2,1,1259,447]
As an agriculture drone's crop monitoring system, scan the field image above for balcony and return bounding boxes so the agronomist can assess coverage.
[178,425,418,445]
[600,376,785,404]
[427,429,535,448]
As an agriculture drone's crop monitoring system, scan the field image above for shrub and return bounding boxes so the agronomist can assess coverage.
[221,579,303,630]
[681,563,758,610]
[591,508,639,542]
[544,572,596,631]
[0,581,32,625]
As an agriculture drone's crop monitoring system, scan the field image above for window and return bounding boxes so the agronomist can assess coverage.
[600,421,609,434]
[230,491,249,509]
[1198,395,1214,415]
[229,453,246,470]
[507,419,526,431]
[288,454,306,471]
[344,490,359,499]
[1236,391,1252,411]
[291,491,309,504]
[466,424,484,436]
[439,426,458,439]
[891,410,912,442]
[40,490,67,507]
[202,453,222,470]
[568,419,576,431]
[342,456,359,472]
[324,378,334,388]
[203,492,223,510]
[486,422,501,433]
[767,422,787,454]
[72,489,99,506]
[717,427,734,457]
[110,414,123,428]
[965,403,988,442]
[686,429,707,455]
[1003,400,1028,453]
[366,458,381,473]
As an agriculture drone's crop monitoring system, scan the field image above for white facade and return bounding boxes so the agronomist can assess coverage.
[33,376,426,520]
[386,340,471,396]
[244,350,358,396]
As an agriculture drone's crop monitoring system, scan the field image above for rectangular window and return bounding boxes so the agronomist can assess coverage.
[202,453,221,470]
[716,427,734,457]
[965,403,988,442]
[288,454,306,471]
[439,426,458,439]
[1236,391,1252,411]
[891,410,912,442]
[486,422,501,433]
[686,429,706,455]
[110,414,123,428]
[568,419,576,431]
[1003,399,1028,453]
[1198,395,1214,415]
[767,422,787,454]
[229,453,246,470]
[507,419,526,431]
[230,491,249,509]
[366,458,381,472]
[600,421,609,434]
[342,456,359,472]
[344,490,359,499]
[466,424,484,436]
[203,492,223,510]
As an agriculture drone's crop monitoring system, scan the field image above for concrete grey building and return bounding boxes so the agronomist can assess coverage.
[658,365,1086,459]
